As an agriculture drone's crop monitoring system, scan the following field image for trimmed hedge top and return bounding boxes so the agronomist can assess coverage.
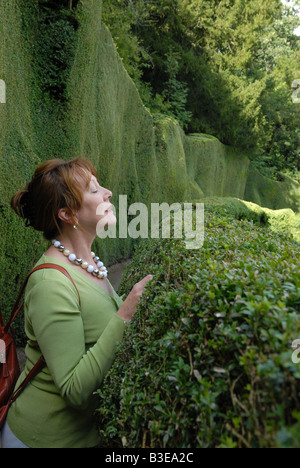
[97,200,300,448]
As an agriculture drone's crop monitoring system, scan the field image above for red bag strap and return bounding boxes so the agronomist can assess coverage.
[2,264,81,410]
[7,356,46,407]
[4,263,81,332]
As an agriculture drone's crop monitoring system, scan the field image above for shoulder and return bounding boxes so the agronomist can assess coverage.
[27,259,73,286]
[25,258,80,306]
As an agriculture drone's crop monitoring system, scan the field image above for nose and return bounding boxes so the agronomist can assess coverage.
[105,189,112,202]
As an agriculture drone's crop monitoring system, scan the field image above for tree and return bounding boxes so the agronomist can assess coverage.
[102,0,300,174]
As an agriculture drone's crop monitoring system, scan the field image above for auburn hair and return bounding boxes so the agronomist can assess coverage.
[11,158,98,241]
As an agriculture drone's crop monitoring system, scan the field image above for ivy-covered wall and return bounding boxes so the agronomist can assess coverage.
[0,0,299,331]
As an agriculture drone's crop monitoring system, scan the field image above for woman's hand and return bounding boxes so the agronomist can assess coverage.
[117,275,154,323]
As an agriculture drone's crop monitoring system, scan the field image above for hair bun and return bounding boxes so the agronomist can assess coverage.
[20,191,36,227]
[11,157,98,241]
[11,186,36,228]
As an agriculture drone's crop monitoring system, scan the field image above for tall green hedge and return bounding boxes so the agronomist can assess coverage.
[0,0,74,342]
[96,200,300,448]
[0,0,299,345]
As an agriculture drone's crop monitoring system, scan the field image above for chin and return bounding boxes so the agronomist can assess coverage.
[107,211,117,224]
[96,211,117,234]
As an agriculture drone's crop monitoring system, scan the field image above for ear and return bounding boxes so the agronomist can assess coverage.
[57,207,77,226]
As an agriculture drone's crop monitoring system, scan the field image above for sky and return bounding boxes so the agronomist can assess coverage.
[282,0,300,35]
[294,24,300,36]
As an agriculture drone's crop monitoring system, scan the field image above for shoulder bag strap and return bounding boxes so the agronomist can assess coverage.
[3,263,81,409]
[7,355,47,407]
[5,263,81,332]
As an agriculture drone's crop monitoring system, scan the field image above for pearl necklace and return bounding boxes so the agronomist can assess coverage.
[51,239,108,280]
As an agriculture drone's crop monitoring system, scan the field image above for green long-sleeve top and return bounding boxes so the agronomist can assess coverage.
[7,255,126,448]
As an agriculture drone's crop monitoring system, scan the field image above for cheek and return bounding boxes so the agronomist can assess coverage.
[77,197,98,220]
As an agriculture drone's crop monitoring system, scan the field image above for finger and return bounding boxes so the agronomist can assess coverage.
[136,275,153,287]
[144,275,154,281]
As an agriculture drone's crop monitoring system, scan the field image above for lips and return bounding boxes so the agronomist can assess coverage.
[105,205,113,213]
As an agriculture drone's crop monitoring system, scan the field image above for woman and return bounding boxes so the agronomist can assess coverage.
[1,158,153,448]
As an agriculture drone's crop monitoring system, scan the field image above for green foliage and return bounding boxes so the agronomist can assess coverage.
[102,0,300,177]
[1,0,299,351]
[97,203,300,448]
[101,0,148,82]
[32,1,79,105]
[0,0,76,344]
[160,52,192,131]
[277,412,300,447]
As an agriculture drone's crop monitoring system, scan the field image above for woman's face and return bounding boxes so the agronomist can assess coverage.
[76,174,116,235]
